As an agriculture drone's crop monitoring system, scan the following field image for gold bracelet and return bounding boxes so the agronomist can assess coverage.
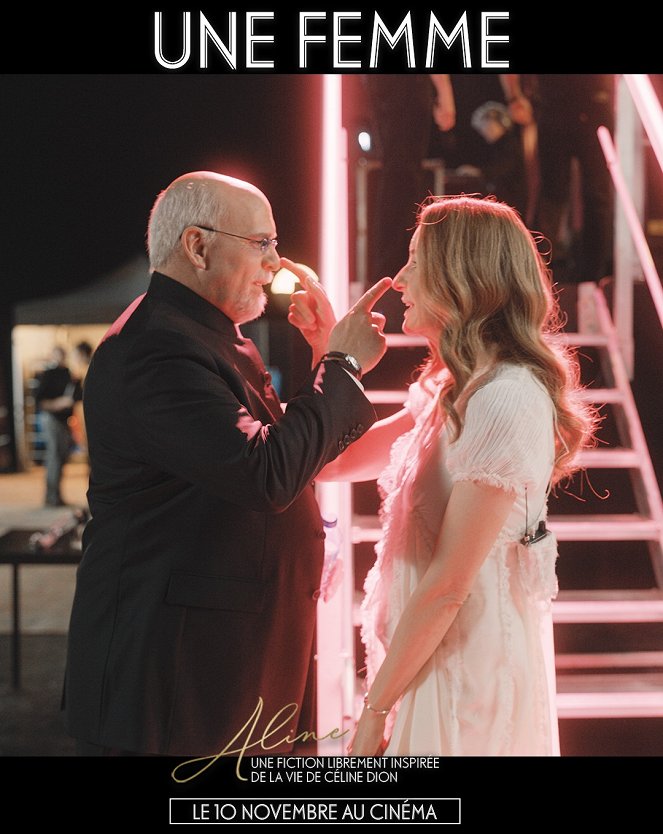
[363,694,390,715]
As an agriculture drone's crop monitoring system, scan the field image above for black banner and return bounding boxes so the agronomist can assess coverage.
[0,755,655,825]
[2,5,662,73]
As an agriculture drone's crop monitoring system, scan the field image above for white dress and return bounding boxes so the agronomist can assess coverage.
[361,363,561,756]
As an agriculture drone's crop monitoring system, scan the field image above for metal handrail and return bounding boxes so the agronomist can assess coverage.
[624,75,663,177]
[598,125,663,334]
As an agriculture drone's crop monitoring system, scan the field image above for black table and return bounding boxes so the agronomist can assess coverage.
[0,527,82,689]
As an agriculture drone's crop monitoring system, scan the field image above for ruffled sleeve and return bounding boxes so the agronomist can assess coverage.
[446,374,554,494]
[403,380,431,421]
[404,370,451,421]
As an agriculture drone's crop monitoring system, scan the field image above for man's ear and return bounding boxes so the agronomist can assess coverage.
[180,226,210,270]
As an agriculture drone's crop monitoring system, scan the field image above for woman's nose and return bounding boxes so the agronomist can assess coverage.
[392,268,406,292]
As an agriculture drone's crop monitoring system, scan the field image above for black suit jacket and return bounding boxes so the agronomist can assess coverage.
[64,272,375,755]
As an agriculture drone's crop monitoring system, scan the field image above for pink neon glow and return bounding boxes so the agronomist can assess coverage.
[319,75,349,315]
[316,75,354,748]
[100,293,146,343]
[598,125,663,332]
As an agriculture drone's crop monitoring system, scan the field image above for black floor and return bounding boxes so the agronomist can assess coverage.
[3,634,663,757]
[0,634,75,756]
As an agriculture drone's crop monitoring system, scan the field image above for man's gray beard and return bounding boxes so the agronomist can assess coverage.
[236,292,268,325]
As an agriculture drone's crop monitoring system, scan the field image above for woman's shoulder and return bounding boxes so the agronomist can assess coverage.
[447,362,556,488]
[461,362,554,426]
[477,362,551,402]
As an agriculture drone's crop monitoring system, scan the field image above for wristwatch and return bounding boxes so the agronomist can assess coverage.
[321,351,363,380]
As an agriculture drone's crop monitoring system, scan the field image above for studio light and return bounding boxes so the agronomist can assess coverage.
[358,131,372,153]
[270,263,319,295]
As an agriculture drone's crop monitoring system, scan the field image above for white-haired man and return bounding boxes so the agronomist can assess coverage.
[64,171,390,756]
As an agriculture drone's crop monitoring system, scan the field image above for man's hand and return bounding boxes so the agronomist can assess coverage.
[285,258,337,367]
[328,277,391,375]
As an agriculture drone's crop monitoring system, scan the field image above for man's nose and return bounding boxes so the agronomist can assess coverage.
[262,245,280,275]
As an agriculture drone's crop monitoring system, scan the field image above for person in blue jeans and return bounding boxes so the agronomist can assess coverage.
[35,346,81,506]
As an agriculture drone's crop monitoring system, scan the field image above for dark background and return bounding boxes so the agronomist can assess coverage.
[0,74,325,305]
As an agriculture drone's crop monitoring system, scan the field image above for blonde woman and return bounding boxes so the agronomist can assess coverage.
[289,195,596,756]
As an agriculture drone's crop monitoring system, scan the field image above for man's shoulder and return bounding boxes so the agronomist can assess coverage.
[101,293,211,355]
[92,292,244,393]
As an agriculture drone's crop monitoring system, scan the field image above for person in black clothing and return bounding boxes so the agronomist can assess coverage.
[71,340,94,460]
[503,74,615,284]
[363,75,454,331]
[364,75,532,331]
[64,171,388,756]
[73,341,93,372]
[469,99,529,220]
[35,346,81,506]
[429,75,531,221]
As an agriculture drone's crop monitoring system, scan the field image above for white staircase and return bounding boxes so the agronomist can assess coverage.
[550,284,663,720]
[351,282,663,734]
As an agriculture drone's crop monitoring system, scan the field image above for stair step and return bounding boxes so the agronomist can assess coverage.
[549,514,661,541]
[556,651,663,670]
[384,332,614,349]
[384,332,613,349]
[576,448,640,467]
[384,334,427,348]
[576,387,624,404]
[353,514,661,544]
[556,673,663,718]
[352,515,381,543]
[365,388,624,405]
[365,389,407,405]
[352,593,663,626]
[348,448,641,472]
[363,386,625,407]
[553,591,663,623]
[559,332,610,347]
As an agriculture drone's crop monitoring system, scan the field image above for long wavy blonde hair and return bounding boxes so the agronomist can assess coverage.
[415,195,597,484]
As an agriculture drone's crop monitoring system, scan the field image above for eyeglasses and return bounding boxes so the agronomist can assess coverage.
[194,226,278,255]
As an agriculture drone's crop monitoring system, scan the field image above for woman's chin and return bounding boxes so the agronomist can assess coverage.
[402,314,437,343]
[401,313,420,336]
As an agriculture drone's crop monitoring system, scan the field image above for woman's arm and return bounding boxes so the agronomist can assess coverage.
[316,406,414,483]
[348,479,516,753]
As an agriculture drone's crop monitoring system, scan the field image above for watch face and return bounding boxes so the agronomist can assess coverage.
[322,353,361,378]
[343,354,361,377]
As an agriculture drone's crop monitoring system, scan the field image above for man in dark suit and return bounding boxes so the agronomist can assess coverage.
[65,171,389,756]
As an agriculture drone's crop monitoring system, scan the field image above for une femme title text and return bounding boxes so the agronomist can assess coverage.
[154,10,510,71]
